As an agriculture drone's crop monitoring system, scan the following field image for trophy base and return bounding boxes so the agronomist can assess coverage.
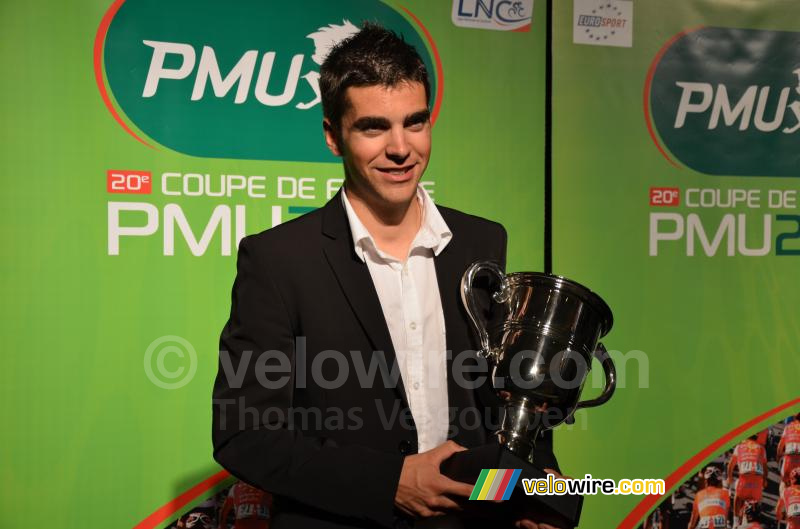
[440,444,583,528]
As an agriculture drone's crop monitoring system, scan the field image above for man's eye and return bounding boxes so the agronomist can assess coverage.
[407,121,426,131]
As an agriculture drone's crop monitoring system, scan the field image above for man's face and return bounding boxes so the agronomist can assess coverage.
[324,82,431,209]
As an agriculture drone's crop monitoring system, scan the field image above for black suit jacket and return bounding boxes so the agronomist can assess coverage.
[212,192,557,528]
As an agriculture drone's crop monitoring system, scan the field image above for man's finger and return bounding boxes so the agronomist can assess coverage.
[437,476,474,497]
[433,440,467,461]
[416,506,439,518]
[427,495,463,512]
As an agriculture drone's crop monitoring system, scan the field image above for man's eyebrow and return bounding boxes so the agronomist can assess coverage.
[351,116,391,130]
[350,110,431,131]
[404,110,431,126]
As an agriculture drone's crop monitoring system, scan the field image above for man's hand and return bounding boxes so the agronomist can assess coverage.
[394,440,474,518]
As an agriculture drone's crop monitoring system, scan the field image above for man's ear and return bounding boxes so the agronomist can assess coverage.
[322,119,342,157]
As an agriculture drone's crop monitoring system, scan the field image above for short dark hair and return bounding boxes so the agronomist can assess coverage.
[320,22,431,130]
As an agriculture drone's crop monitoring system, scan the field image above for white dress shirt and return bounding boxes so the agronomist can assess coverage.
[341,186,452,453]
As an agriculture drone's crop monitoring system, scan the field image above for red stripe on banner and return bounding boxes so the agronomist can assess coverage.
[512,23,532,33]
[642,26,704,170]
[399,6,444,125]
[617,397,800,529]
[494,469,514,501]
[93,0,155,149]
[132,470,231,529]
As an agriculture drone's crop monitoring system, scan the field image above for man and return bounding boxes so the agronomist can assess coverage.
[735,501,763,529]
[688,466,730,529]
[218,481,272,529]
[212,23,558,529]
[642,503,669,529]
[173,498,217,529]
[776,468,800,529]
[727,434,767,525]
[779,414,800,490]
[176,513,214,529]
[754,429,768,448]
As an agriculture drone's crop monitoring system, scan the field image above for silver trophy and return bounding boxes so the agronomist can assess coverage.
[461,261,617,464]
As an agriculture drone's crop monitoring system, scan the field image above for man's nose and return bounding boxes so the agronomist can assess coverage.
[385,127,410,164]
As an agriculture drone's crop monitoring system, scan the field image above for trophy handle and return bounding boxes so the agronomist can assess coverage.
[574,343,616,410]
[460,260,508,362]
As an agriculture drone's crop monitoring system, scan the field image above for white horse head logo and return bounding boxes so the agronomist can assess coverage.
[296,19,360,109]
[794,67,800,95]
[307,20,360,65]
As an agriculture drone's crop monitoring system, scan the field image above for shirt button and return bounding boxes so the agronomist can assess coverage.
[413,382,420,390]
[398,439,418,455]
[409,322,417,330]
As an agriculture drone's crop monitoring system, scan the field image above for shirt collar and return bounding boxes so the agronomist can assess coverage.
[340,185,453,263]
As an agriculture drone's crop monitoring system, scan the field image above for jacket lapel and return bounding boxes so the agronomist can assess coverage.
[433,215,482,437]
[320,192,410,406]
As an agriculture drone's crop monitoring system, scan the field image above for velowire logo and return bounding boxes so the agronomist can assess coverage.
[95,0,441,161]
[645,27,800,177]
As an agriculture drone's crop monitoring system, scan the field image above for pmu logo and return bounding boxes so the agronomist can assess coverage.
[95,0,441,162]
[645,27,800,177]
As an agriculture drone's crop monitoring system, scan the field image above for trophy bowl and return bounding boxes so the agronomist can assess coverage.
[461,261,616,463]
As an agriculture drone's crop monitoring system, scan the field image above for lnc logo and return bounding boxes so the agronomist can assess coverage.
[96,0,441,161]
[451,0,533,32]
[645,27,800,177]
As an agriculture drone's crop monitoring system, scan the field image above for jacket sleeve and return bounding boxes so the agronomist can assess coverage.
[212,236,405,528]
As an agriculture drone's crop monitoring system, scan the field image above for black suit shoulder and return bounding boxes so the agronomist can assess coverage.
[436,204,506,237]
[236,200,508,271]
[241,206,324,254]
[436,204,507,268]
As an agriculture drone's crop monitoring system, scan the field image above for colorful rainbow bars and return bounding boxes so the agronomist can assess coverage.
[469,469,522,500]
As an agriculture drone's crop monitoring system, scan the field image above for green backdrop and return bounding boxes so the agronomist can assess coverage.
[2,1,798,528]
[552,0,800,526]
[0,1,545,528]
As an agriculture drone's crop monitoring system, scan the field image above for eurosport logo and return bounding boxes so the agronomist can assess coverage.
[645,27,800,177]
[572,0,632,47]
[95,0,442,162]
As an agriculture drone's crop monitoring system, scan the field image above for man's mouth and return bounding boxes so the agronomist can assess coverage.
[376,164,416,179]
